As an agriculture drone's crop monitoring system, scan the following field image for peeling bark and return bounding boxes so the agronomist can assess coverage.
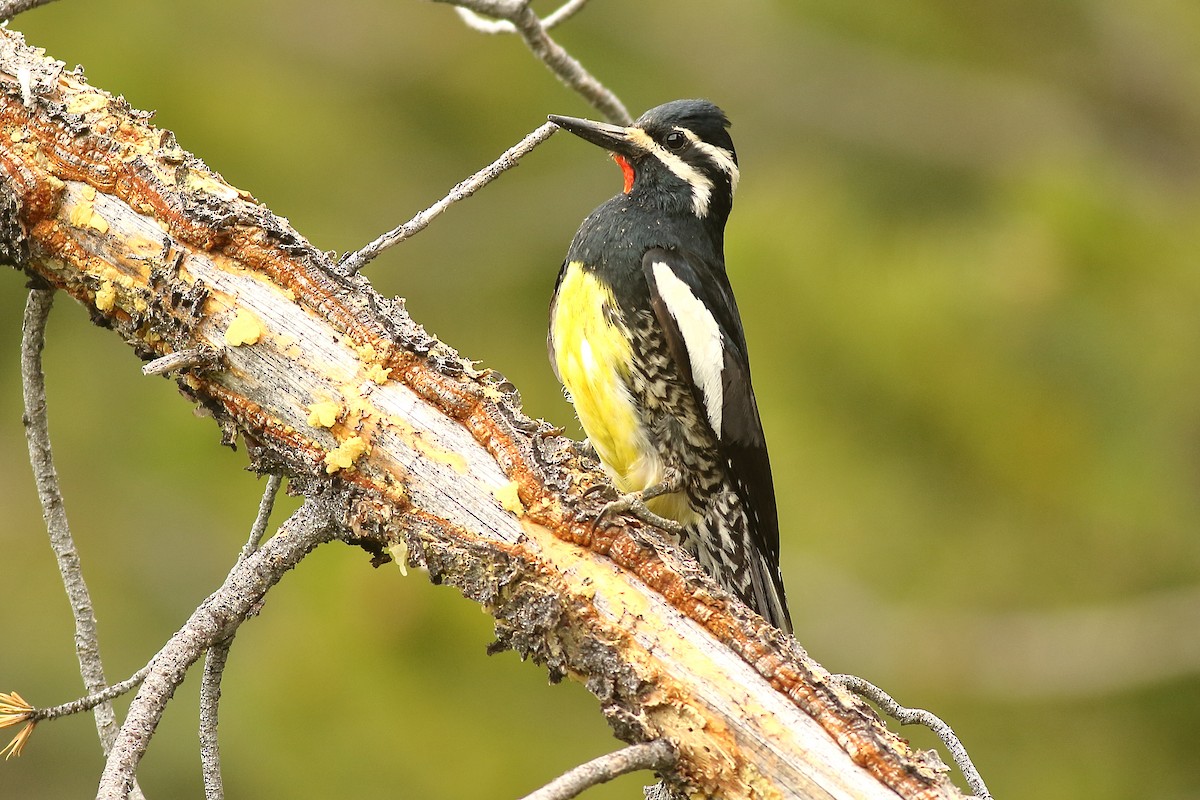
[0,27,965,800]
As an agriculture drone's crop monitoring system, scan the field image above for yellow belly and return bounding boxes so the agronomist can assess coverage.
[551,263,695,523]
[552,262,645,487]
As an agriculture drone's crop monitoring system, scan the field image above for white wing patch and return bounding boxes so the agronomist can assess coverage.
[651,261,725,434]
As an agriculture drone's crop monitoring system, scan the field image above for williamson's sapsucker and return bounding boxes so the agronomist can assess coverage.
[547,99,791,632]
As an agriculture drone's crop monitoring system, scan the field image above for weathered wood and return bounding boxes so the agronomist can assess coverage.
[0,27,964,800]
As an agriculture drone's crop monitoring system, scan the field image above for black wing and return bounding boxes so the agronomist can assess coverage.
[641,247,789,630]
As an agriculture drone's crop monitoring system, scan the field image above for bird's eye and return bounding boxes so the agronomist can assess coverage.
[663,131,688,151]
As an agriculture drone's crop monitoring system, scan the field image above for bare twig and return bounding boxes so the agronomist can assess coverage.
[29,668,150,724]
[97,495,343,800]
[519,740,677,800]
[199,474,282,800]
[2,669,149,759]
[436,0,630,124]
[20,289,122,754]
[832,674,992,800]
[455,0,589,33]
[141,346,220,376]
[241,473,283,560]
[0,0,60,21]
[21,289,145,797]
[339,121,559,273]
[199,643,230,800]
[344,1,622,273]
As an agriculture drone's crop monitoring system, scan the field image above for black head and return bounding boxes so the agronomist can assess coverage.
[549,99,740,227]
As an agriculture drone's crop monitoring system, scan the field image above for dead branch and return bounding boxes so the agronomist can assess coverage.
[0,25,968,800]
[199,641,230,800]
[519,740,677,800]
[437,0,631,124]
[20,288,125,756]
[454,0,590,35]
[339,121,559,273]
[1,669,144,759]
[0,0,59,21]
[833,676,991,800]
[31,669,149,725]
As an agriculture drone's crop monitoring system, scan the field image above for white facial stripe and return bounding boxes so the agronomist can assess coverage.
[680,128,740,193]
[629,127,713,217]
[651,261,724,433]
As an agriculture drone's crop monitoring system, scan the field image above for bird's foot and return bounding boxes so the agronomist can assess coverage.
[601,493,683,536]
[596,469,684,536]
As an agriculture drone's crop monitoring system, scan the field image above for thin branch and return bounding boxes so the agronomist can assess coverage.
[97,495,343,800]
[199,643,230,800]
[832,674,992,800]
[30,668,150,724]
[339,121,559,273]
[455,0,590,33]
[3,669,149,760]
[436,0,630,124]
[241,473,283,560]
[519,740,677,800]
[199,474,281,800]
[0,0,60,21]
[20,289,123,754]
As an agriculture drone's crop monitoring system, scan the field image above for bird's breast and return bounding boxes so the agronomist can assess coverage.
[551,262,659,494]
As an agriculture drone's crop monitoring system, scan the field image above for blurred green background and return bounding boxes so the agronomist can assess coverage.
[2,1,1199,798]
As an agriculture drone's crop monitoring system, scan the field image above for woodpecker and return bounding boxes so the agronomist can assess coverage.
[547,99,791,632]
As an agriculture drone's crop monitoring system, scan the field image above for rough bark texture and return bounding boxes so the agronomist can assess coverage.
[0,27,965,800]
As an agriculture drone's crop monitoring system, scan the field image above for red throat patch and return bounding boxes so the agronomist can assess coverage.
[612,154,635,194]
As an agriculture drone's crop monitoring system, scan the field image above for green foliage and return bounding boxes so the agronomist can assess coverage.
[3,1,1199,798]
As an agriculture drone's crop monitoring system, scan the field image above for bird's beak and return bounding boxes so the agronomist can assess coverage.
[548,114,643,158]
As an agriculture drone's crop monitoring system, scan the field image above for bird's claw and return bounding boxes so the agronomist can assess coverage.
[583,469,685,535]
[599,491,683,536]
